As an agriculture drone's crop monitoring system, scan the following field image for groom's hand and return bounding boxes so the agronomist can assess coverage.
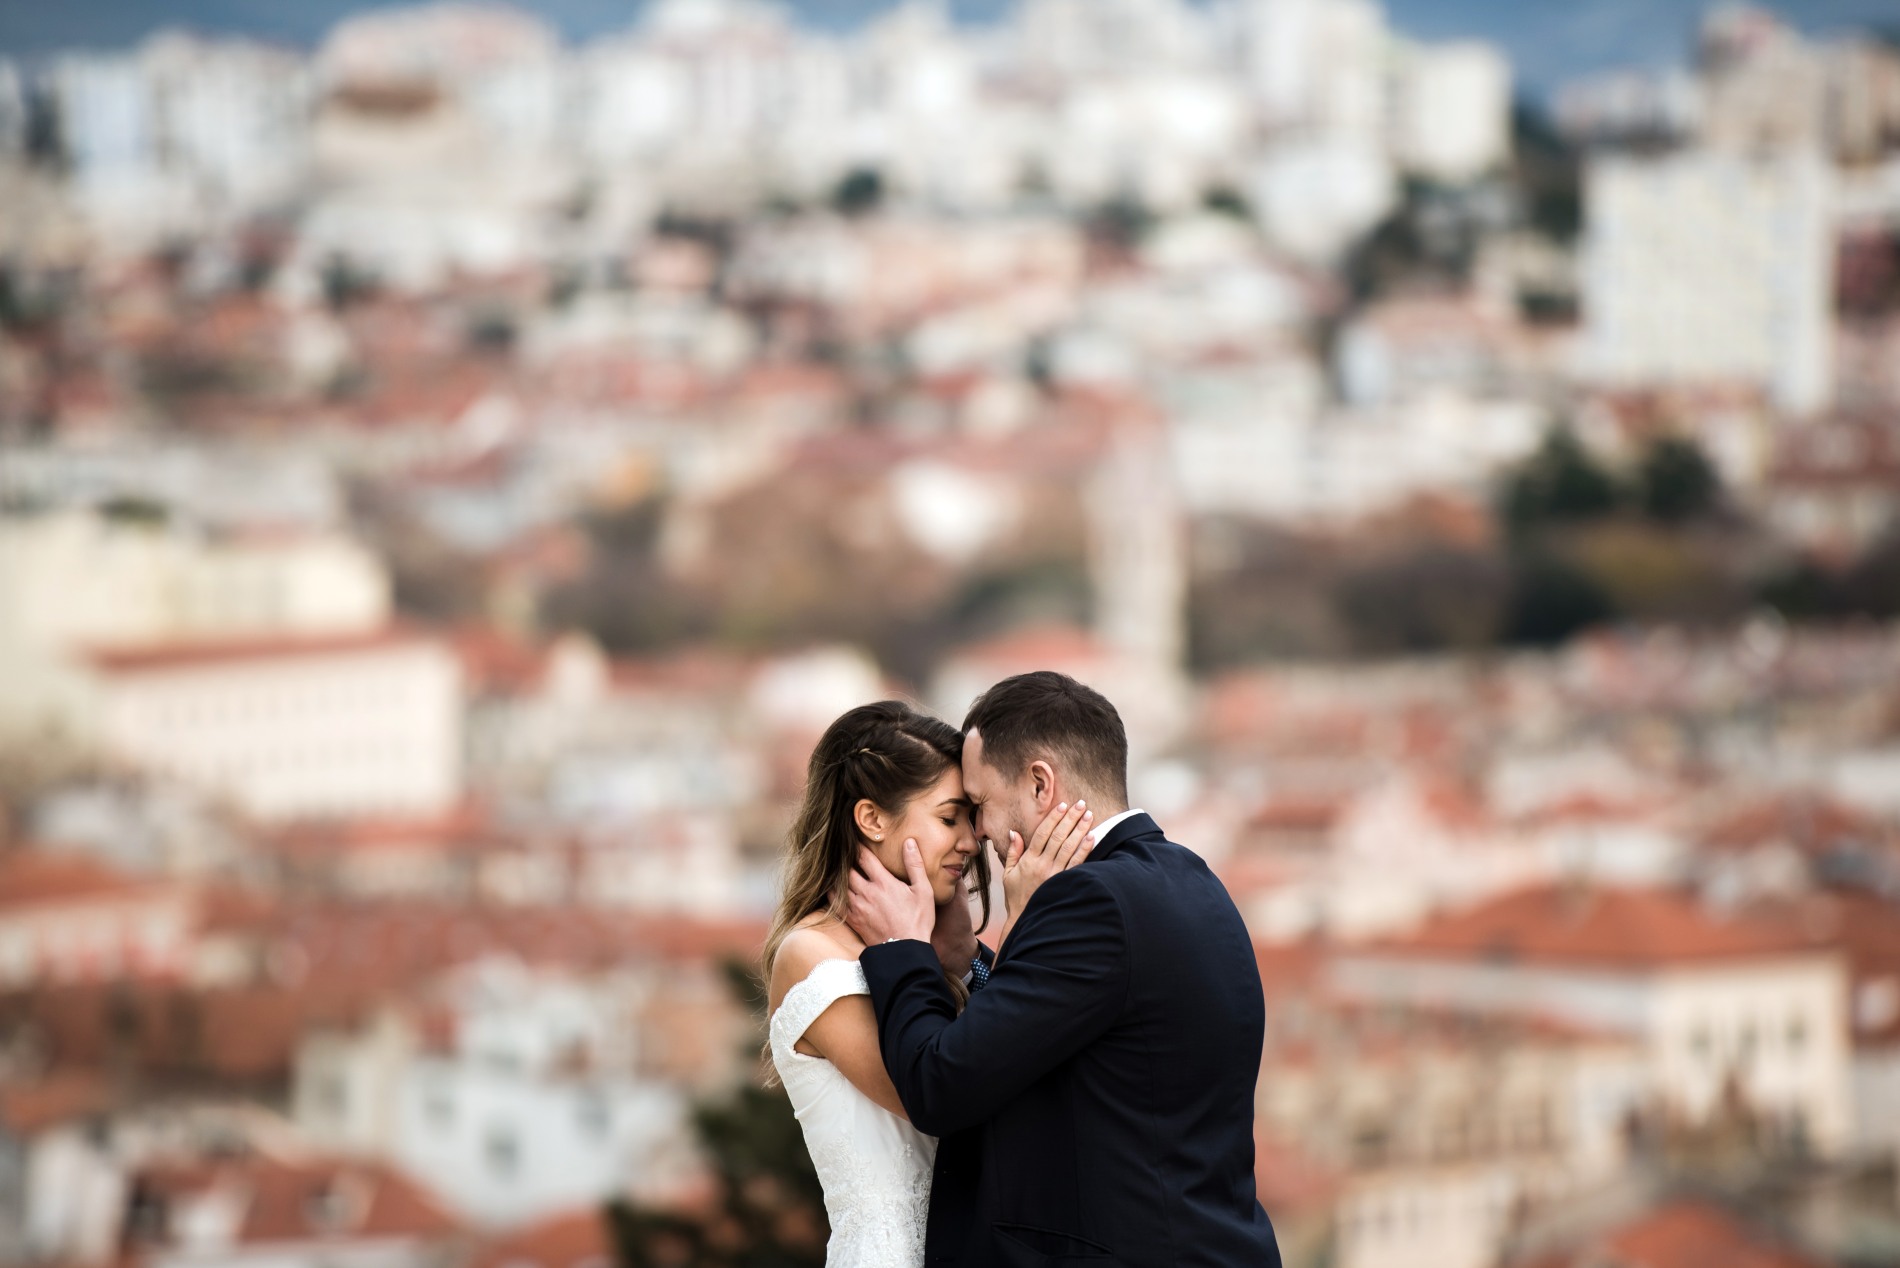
[930,876,980,977]
[847,841,936,947]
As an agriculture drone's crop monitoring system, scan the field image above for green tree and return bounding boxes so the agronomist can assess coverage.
[1334,547,1510,655]
[832,167,885,217]
[1500,426,1621,536]
[605,960,825,1268]
[1637,436,1721,523]
[1503,547,1618,646]
[1201,185,1253,221]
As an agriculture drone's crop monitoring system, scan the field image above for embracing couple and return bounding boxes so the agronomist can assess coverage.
[764,671,1281,1268]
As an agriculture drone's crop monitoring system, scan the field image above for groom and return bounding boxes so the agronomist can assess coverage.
[849,671,1281,1268]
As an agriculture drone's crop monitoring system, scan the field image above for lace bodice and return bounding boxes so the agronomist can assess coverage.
[771,958,935,1268]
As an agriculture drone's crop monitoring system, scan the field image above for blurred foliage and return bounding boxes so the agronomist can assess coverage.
[605,957,825,1268]
[1187,519,1353,667]
[1563,522,1744,626]
[1084,193,1156,252]
[1201,185,1254,221]
[1500,426,1623,535]
[1508,99,1582,243]
[1637,437,1722,524]
[541,500,714,653]
[832,167,885,218]
[1502,546,1617,646]
[1334,546,1510,655]
[1757,530,1900,622]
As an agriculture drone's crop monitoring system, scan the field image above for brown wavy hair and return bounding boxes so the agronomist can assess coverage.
[763,701,991,1065]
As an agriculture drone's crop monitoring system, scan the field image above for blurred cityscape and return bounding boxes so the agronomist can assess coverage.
[1,0,1900,1266]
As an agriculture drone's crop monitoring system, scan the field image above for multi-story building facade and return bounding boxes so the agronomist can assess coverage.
[1582,149,1835,415]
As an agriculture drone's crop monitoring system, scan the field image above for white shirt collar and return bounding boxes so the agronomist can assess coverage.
[1088,807,1146,845]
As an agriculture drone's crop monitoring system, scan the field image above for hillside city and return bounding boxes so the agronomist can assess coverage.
[2,1,1900,1266]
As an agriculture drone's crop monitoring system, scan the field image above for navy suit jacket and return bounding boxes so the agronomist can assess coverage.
[860,813,1281,1268]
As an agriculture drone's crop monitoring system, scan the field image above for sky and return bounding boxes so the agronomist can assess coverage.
[1,0,1897,98]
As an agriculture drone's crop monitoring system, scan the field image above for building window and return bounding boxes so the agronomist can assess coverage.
[577,1091,612,1140]
[319,1074,348,1119]
[1690,1025,1712,1061]
[485,1127,519,1178]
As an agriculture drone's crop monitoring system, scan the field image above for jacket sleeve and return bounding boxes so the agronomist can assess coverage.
[859,870,1127,1137]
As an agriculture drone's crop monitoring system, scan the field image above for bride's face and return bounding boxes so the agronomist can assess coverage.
[868,767,979,904]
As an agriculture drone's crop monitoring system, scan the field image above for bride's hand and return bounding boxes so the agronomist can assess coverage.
[998,801,1094,952]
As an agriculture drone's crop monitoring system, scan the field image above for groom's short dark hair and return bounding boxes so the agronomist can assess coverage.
[962,671,1129,803]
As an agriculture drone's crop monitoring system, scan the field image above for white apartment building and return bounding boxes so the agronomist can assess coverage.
[80,630,461,823]
[1582,149,1835,415]
[1388,41,1511,184]
[1237,0,1388,142]
[293,958,695,1229]
[1332,885,1853,1156]
[50,37,310,236]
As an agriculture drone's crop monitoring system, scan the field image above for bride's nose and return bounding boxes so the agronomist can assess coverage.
[955,829,978,856]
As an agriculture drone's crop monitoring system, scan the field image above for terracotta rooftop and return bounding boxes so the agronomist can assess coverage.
[81,627,437,674]
[1253,1130,1343,1218]
[131,1155,463,1247]
[1700,795,1890,854]
[1362,884,1817,970]
[0,850,158,912]
[469,1207,613,1268]
[948,622,1109,671]
[1516,1198,1826,1268]
[0,1071,113,1136]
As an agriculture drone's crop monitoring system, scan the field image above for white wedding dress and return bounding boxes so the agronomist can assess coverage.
[770,957,936,1268]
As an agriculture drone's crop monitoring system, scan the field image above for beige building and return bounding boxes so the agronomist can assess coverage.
[79,630,462,824]
[1331,885,1852,1156]
[0,509,389,754]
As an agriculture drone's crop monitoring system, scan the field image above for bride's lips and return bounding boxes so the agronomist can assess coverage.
[944,863,966,879]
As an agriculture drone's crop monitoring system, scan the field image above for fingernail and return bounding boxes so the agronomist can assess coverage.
[1084,811,1093,819]
[1076,800,1086,808]
[1058,803,1068,811]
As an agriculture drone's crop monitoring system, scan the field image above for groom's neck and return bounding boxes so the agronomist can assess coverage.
[1071,790,1127,820]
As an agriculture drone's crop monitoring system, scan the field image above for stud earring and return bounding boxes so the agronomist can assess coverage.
[873,834,884,842]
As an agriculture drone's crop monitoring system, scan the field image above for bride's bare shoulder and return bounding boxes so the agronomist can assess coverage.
[770,919,864,1004]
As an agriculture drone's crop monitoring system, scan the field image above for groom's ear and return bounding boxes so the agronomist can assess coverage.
[1028,759,1057,811]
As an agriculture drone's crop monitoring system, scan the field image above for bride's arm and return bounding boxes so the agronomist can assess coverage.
[772,930,911,1120]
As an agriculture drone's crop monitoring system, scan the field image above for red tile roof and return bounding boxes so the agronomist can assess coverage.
[0,1071,113,1136]
[81,628,437,674]
[1700,795,1889,854]
[470,1207,613,1268]
[1517,1198,1826,1268]
[1252,1131,1343,1218]
[266,804,494,858]
[1365,884,1817,970]
[133,1155,463,1247]
[0,850,158,912]
[948,623,1109,671]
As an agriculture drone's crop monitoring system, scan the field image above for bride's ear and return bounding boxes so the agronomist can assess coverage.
[852,797,886,844]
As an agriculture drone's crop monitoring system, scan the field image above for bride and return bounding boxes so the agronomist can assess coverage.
[762,700,1095,1267]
